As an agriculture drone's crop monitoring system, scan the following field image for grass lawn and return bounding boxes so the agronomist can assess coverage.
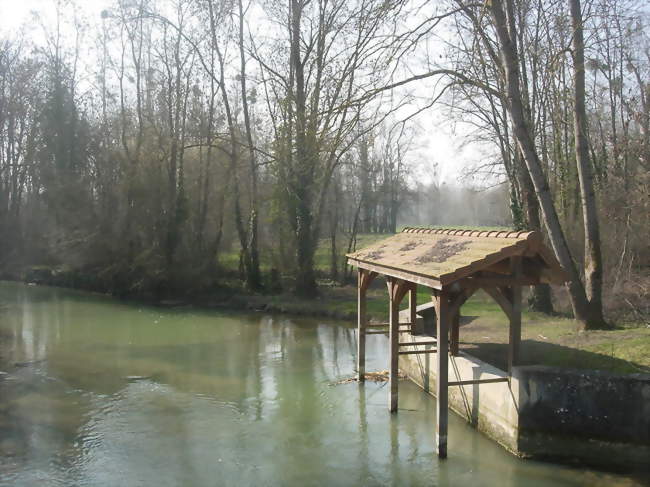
[452,291,650,375]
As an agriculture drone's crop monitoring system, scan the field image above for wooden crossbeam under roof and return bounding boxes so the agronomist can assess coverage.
[346,227,568,289]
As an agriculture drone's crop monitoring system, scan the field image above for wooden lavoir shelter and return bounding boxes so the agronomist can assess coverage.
[347,227,567,458]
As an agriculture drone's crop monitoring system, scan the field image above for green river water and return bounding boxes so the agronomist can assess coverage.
[0,282,644,486]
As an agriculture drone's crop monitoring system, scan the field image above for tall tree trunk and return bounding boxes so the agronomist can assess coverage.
[515,149,554,314]
[238,0,262,291]
[489,0,606,329]
[207,0,260,291]
[290,0,318,297]
[569,0,607,326]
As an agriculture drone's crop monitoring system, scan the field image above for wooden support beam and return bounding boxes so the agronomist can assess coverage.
[357,269,377,382]
[450,312,460,356]
[482,286,514,322]
[357,269,367,382]
[447,285,477,357]
[433,288,450,458]
[509,256,523,375]
[365,325,411,335]
[409,284,420,334]
[398,349,437,355]
[399,340,437,346]
[448,284,477,318]
[359,269,378,293]
[387,278,409,413]
[447,377,509,387]
[349,259,442,290]
[368,322,411,327]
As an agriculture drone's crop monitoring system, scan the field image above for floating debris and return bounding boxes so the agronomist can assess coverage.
[13,359,45,368]
[125,375,153,382]
[329,370,407,385]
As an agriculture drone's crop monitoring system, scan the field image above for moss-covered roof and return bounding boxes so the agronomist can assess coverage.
[346,227,566,287]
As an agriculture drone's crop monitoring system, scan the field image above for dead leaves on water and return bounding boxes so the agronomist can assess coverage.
[329,370,407,386]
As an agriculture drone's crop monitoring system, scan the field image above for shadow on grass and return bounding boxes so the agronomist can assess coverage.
[461,339,650,375]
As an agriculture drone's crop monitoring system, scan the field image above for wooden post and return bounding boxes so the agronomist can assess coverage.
[450,311,460,356]
[357,269,367,382]
[388,278,400,412]
[408,284,418,334]
[448,285,476,357]
[509,256,523,375]
[357,269,376,381]
[434,288,449,458]
[387,278,409,412]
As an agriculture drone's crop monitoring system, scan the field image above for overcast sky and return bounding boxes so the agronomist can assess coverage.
[0,0,486,187]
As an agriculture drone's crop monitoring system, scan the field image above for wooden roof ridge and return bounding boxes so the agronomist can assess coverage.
[401,227,539,241]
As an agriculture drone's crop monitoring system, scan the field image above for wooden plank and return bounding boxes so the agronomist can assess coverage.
[368,322,410,327]
[447,378,509,386]
[399,340,437,346]
[348,259,442,290]
[435,289,449,458]
[367,328,410,334]
[509,256,523,375]
[398,349,437,355]
[357,269,367,382]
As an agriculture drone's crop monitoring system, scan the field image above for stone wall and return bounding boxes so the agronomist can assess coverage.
[514,365,650,468]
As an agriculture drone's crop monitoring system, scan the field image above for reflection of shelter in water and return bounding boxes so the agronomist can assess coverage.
[347,227,567,458]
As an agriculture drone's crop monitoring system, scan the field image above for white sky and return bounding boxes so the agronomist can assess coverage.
[0,0,485,187]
